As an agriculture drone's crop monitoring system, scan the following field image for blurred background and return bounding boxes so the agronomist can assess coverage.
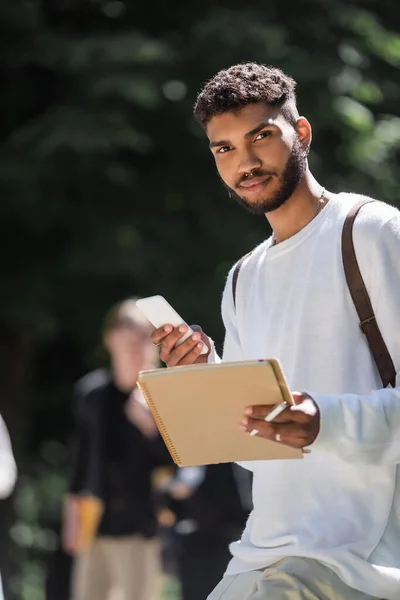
[1,0,400,598]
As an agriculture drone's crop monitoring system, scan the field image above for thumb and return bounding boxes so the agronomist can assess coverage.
[291,391,304,405]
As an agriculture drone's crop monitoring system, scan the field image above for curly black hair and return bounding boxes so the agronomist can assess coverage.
[193,62,298,128]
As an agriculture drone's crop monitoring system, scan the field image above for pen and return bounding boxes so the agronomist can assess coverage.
[249,400,289,436]
[264,400,289,422]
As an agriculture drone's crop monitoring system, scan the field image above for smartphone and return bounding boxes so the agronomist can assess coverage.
[136,295,208,355]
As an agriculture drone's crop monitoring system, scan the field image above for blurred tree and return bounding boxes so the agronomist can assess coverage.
[1,0,400,597]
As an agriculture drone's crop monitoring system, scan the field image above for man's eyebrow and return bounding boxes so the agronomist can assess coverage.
[209,120,277,148]
[244,120,276,139]
[209,139,230,149]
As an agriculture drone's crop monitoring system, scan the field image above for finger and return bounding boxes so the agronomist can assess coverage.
[170,341,207,366]
[240,417,311,441]
[244,405,310,424]
[273,434,309,449]
[151,325,174,345]
[239,418,307,449]
[158,325,194,358]
[290,397,318,418]
[292,391,307,404]
[162,332,204,366]
[191,324,203,335]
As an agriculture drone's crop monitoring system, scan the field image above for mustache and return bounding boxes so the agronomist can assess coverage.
[236,168,276,188]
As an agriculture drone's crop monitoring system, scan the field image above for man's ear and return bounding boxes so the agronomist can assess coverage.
[296,117,312,154]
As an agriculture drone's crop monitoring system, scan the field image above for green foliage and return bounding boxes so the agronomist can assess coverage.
[161,576,180,600]
[2,1,400,347]
[10,441,68,600]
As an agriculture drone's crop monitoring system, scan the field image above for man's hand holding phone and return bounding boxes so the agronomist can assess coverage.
[151,324,211,366]
[136,295,212,367]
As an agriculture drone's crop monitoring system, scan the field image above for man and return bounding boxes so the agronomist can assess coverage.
[63,299,172,600]
[151,63,400,600]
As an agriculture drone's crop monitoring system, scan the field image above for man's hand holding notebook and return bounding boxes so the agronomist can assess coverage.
[239,392,320,449]
[138,358,314,467]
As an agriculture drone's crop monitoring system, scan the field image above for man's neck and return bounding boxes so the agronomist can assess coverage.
[266,172,329,245]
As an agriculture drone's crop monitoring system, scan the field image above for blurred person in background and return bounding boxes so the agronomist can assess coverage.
[62,299,172,600]
[165,463,252,600]
[0,415,17,600]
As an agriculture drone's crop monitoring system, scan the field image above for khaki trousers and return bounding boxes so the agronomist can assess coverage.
[207,558,380,600]
[71,535,161,600]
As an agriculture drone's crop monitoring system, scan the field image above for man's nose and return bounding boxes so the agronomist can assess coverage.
[237,149,262,175]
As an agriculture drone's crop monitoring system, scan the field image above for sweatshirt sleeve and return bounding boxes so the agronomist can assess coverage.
[312,212,400,464]
[0,415,17,499]
[206,339,222,364]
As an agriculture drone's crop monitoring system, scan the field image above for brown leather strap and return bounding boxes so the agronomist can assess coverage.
[342,200,396,388]
[232,252,252,308]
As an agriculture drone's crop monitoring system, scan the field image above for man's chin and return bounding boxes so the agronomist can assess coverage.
[225,183,288,216]
[234,193,281,216]
[234,196,270,216]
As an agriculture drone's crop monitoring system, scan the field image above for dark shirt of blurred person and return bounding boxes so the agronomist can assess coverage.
[62,299,172,600]
[166,464,252,600]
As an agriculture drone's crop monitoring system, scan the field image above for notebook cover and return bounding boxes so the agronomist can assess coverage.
[137,359,303,466]
[75,495,104,553]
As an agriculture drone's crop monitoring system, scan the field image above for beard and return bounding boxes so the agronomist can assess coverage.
[224,138,306,215]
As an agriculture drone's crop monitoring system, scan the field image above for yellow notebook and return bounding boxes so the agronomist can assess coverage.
[75,494,104,552]
[65,494,104,554]
[137,359,303,467]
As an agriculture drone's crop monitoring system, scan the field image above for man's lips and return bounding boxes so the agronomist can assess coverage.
[239,176,271,190]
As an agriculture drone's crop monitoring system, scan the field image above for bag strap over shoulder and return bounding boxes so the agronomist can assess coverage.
[232,252,252,308]
[342,199,396,388]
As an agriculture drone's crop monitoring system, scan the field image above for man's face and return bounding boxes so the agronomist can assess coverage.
[206,102,306,215]
[105,327,149,372]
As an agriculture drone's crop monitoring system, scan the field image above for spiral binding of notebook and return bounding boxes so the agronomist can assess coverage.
[137,380,181,465]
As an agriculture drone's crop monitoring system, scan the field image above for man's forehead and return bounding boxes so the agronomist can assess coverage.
[206,103,282,140]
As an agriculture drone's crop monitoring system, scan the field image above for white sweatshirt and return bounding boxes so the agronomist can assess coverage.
[218,193,400,600]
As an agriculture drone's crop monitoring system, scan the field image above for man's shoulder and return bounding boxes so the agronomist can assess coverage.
[74,369,111,399]
[341,192,399,235]
[339,194,400,280]
[222,242,267,311]
[229,240,268,278]
[73,369,111,420]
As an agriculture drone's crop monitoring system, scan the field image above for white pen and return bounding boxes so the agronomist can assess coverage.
[264,400,289,422]
[249,400,289,436]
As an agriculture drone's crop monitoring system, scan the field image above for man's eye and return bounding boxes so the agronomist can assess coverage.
[255,131,271,141]
[217,146,230,154]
